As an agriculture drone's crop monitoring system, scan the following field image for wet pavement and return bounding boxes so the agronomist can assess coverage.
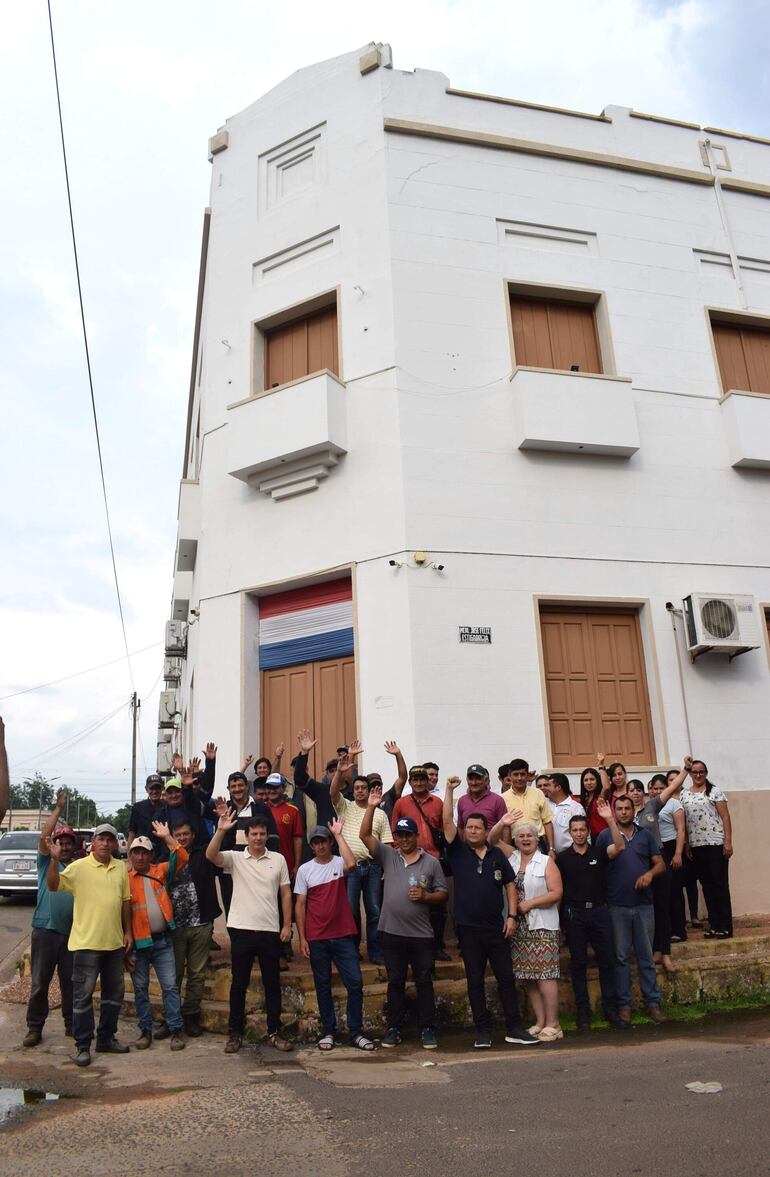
[0,992,767,1177]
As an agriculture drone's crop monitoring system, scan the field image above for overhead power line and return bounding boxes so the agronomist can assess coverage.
[46,0,136,695]
[0,642,162,702]
[10,700,128,771]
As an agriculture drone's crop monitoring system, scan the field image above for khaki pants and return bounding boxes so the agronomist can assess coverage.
[172,922,213,1019]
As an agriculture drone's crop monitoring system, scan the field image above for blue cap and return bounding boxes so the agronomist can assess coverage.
[395,817,418,834]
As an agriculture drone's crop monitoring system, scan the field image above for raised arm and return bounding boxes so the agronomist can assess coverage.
[488,810,518,858]
[597,753,611,799]
[384,741,407,797]
[200,744,217,798]
[359,784,382,854]
[328,818,356,873]
[0,717,9,827]
[656,759,689,806]
[597,798,624,858]
[442,776,460,844]
[46,837,62,890]
[205,811,235,867]
[272,742,285,774]
[39,788,66,853]
[293,730,317,789]
[329,751,351,808]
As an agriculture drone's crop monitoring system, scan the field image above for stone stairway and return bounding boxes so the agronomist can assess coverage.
[122,926,770,1040]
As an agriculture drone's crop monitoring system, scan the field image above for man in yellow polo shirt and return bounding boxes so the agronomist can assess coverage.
[47,823,132,1068]
[503,760,554,852]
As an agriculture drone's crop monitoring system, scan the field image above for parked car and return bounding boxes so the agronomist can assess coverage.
[116,833,128,858]
[0,831,40,898]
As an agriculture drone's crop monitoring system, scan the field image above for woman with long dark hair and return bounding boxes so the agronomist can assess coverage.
[679,756,733,938]
[605,762,629,813]
[580,767,608,838]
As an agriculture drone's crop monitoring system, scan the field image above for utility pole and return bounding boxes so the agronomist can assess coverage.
[130,692,140,807]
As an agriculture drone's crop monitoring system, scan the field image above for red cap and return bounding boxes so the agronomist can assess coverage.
[53,824,76,841]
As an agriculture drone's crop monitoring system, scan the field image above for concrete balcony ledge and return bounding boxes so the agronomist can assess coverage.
[720,390,770,469]
[227,370,347,500]
[176,479,199,572]
[511,366,640,457]
[172,569,193,622]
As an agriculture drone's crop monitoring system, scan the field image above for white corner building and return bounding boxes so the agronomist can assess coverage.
[162,44,770,915]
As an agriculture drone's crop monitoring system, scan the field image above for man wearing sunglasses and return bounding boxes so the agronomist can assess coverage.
[442,777,539,1049]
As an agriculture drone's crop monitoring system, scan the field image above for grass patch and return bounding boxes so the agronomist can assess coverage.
[558,990,770,1030]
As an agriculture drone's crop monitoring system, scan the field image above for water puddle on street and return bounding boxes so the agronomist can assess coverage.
[0,1088,63,1125]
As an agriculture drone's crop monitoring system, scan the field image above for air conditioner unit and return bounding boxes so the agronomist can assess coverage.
[682,593,761,658]
[158,689,180,728]
[164,620,187,656]
[157,741,175,774]
[163,656,183,684]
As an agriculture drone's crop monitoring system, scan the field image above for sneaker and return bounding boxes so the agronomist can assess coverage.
[169,1031,186,1051]
[224,1035,242,1054]
[381,1027,402,1048]
[504,1026,542,1045]
[576,1009,591,1032]
[23,1028,42,1048]
[73,1048,91,1068]
[135,1031,153,1050]
[421,1027,438,1050]
[95,1037,129,1054]
[474,1031,492,1049]
[153,1024,171,1041]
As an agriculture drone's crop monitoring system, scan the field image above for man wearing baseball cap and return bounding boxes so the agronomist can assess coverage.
[47,823,132,1067]
[128,774,165,858]
[456,765,507,837]
[294,821,373,1052]
[23,787,77,1047]
[360,786,447,1049]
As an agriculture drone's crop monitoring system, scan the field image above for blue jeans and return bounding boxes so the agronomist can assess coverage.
[72,948,125,1050]
[346,862,383,960]
[609,904,661,1010]
[308,936,363,1039]
[132,934,183,1033]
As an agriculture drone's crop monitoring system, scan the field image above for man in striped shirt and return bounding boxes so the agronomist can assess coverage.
[294,821,374,1052]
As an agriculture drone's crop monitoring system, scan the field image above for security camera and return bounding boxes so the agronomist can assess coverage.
[388,558,404,568]
[435,564,445,572]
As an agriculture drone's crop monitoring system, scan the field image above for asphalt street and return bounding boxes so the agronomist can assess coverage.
[0,984,767,1177]
[0,897,33,984]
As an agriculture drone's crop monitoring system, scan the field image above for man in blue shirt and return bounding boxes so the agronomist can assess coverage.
[23,788,76,1047]
[596,794,666,1026]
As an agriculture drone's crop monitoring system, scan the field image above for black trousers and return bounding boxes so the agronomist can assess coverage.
[683,853,700,922]
[456,924,522,1032]
[381,931,436,1031]
[662,841,687,940]
[228,927,282,1036]
[651,861,672,955]
[26,927,74,1031]
[430,907,446,953]
[563,905,618,1013]
[692,845,733,935]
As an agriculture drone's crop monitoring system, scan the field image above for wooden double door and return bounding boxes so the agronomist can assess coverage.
[260,656,356,780]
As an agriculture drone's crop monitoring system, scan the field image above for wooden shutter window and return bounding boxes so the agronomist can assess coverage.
[712,320,770,396]
[540,608,655,768]
[264,305,339,390]
[510,296,602,374]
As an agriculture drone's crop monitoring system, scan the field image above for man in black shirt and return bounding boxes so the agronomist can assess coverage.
[128,774,165,856]
[442,777,539,1049]
[556,802,624,1030]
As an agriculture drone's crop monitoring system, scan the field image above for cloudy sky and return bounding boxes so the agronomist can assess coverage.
[1,0,767,816]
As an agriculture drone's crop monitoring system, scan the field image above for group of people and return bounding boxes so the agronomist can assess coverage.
[19,720,735,1061]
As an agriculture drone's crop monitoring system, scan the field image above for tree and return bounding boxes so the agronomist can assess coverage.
[108,803,132,835]
[9,772,54,811]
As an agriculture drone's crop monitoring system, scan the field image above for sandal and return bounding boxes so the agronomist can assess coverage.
[537,1027,564,1042]
[704,930,731,939]
[267,1033,294,1052]
[528,1024,544,1036]
[350,1035,375,1052]
[317,1035,335,1052]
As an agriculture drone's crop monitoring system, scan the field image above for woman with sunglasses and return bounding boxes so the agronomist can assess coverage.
[675,757,733,938]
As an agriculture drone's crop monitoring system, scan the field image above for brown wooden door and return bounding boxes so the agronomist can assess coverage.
[265,305,339,389]
[510,296,602,373]
[261,655,356,779]
[712,321,770,395]
[540,609,655,768]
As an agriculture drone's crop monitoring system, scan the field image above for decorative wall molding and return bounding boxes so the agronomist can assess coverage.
[258,123,327,215]
[497,218,598,254]
[253,226,340,281]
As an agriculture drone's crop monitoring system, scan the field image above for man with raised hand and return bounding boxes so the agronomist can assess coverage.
[596,794,666,1027]
[216,768,279,918]
[47,823,132,1068]
[295,819,374,1052]
[391,763,449,961]
[556,801,625,1031]
[360,784,447,1050]
[442,777,539,1049]
[127,821,188,1052]
[206,808,293,1053]
[24,788,76,1047]
[330,749,393,965]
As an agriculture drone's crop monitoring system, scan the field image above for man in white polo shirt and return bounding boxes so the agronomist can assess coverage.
[206,806,293,1053]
